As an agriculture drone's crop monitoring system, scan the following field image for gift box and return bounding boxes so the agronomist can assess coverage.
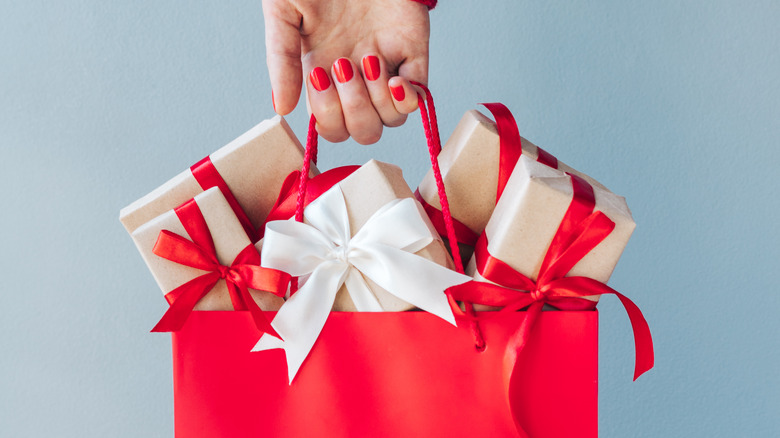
[417,108,606,247]
[265,159,456,313]
[254,159,472,381]
[120,116,313,242]
[172,310,598,438]
[466,154,636,306]
[132,187,285,329]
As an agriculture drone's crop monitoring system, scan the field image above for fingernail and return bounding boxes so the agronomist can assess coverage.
[363,55,380,81]
[271,90,276,112]
[310,67,331,91]
[390,84,405,101]
[333,58,354,83]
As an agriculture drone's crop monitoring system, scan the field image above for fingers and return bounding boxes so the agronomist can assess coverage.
[389,54,429,114]
[305,54,425,144]
[308,58,384,145]
[360,55,407,128]
[388,76,424,115]
[263,0,303,115]
[306,66,349,143]
[332,58,384,145]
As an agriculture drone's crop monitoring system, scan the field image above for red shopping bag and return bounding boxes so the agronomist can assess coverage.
[162,87,651,438]
[172,310,597,438]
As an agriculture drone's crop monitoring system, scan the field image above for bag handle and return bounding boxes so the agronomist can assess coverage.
[293,86,486,350]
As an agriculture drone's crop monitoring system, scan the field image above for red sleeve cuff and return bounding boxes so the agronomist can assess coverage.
[411,0,437,10]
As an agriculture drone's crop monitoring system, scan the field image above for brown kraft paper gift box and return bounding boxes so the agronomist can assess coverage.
[133,187,284,312]
[466,155,635,308]
[417,109,607,241]
[262,159,456,312]
[120,115,314,236]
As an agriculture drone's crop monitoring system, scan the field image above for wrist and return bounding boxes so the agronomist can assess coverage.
[410,0,437,10]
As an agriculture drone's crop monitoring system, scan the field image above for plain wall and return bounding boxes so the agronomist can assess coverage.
[1,1,778,436]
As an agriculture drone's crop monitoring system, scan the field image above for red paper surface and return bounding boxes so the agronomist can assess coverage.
[172,311,598,437]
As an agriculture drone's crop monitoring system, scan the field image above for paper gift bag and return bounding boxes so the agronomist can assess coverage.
[153,89,652,438]
[172,310,598,438]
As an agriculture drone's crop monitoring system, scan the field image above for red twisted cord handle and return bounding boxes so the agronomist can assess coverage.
[294,86,486,350]
[411,82,485,350]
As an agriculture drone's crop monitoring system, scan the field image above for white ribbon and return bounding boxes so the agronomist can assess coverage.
[253,185,471,383]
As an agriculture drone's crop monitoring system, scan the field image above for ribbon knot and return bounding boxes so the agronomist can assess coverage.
[529,288,544,302]
[217,264,231,279]
[149,198,290,337]
[252,185,471,383]
[329,244,350,264]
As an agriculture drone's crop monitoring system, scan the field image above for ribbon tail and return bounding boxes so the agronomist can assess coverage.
[344,268,383,312]
[614,292,655,380]
[352,245,467,325]
[504,301,544,438]
[253,328,285,352]
[549,277,655,379]
[231,279,281,339]
[225,278,248,311]
[152,273,220,332]
[252,263,346,383]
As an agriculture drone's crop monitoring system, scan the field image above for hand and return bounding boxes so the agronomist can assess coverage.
[263,0,430,144]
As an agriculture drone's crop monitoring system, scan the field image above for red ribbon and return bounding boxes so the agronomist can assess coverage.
[262,166,359,227]
[150,198,290,336]
[416,102,559,246]
[190,156,260,243]
[446,172,654,437]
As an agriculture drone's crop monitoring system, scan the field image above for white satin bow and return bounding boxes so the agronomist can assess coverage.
[253,185,470,382]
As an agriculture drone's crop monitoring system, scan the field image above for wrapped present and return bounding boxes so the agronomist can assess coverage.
[120,116,313,242]
[131,187,287,333]
[253,159,473,381]
[464,154,636,307]
[416,106,606,248]
[260,159,457,312]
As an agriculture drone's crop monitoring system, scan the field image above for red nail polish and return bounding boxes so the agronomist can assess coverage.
[310,67,331,91]
[363,56,380,81]
[334,58,354,83]
[390,84,405,101]
[271,90,276,112]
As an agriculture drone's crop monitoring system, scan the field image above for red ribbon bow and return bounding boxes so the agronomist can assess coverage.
[151,198,290,337]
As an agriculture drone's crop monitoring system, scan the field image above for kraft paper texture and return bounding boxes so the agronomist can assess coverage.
[467,155,635,308]
[132,187,284,312]
[120,116,313,235]
[418,109,606,238]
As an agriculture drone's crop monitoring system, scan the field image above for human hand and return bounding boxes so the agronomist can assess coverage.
[263,0,431,144]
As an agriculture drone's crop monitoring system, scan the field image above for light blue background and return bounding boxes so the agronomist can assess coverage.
[1,1,778,436]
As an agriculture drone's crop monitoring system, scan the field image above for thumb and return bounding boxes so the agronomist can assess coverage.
[263,0,303,115]
[397,54,429,87]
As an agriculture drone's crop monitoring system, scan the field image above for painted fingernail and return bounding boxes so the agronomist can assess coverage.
[390,84,405,101]
[334,58,354,83]
[310,67,331,91]
[363,55,380,81]
[271,90,276,112]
